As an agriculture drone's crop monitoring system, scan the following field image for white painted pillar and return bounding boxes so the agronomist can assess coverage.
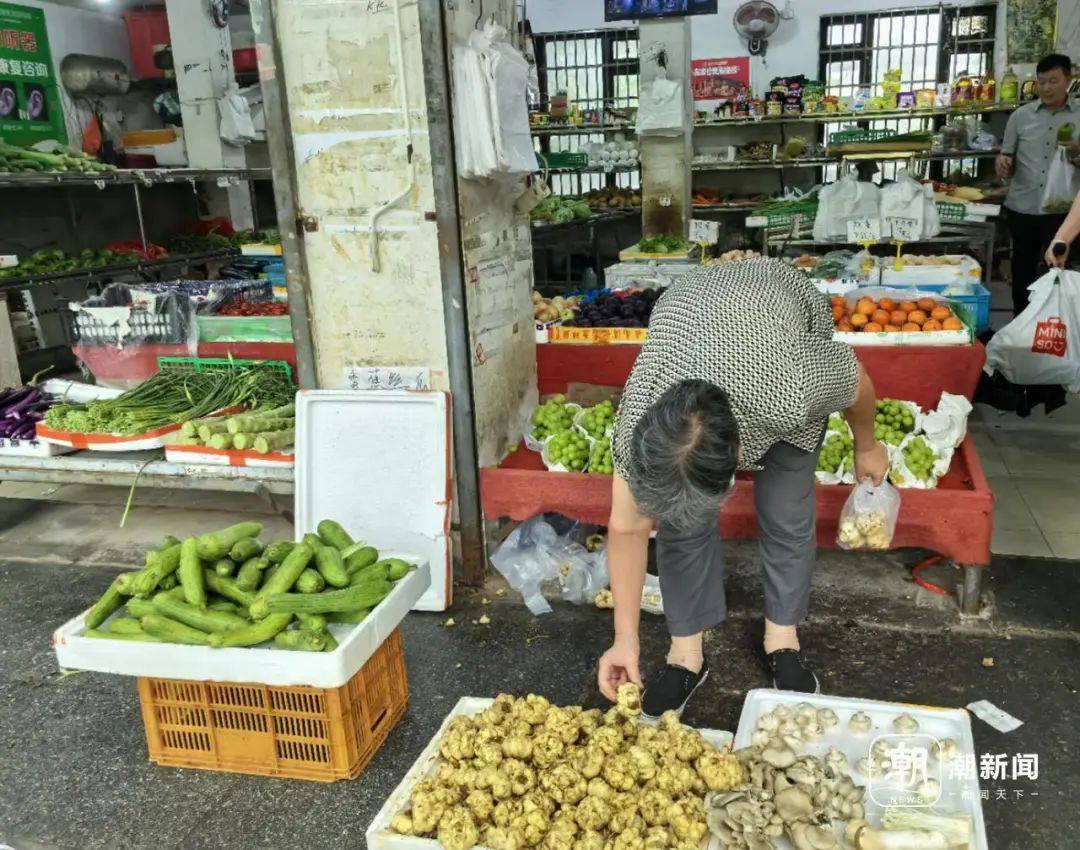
[164,0,253,228]
[638,18,693,236]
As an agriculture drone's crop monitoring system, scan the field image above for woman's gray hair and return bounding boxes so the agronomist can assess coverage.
[628,379,739,530]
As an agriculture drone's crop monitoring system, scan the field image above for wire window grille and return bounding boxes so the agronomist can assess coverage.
[533,28,640,195]
[819,4,996,181]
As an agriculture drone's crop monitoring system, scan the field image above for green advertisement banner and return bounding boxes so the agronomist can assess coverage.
[0,2,66,146]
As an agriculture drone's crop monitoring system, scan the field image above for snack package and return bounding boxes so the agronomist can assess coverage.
[836,478,901,550]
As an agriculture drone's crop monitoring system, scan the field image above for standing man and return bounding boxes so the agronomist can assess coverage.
[596,258,889,715]
[997,53,1077,315]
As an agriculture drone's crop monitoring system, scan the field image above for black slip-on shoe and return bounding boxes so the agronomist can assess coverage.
[767,648,820,693]
[641,663,709,719]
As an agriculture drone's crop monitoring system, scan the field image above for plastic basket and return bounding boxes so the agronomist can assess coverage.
[753,202,818,228]
[918,283,990,332]
[540,151,589,170]
[197,315,294,343]
[156,355,295,385]
[936,201,967,223]
[137,628,408,782]
[68,301,191,347]
[828,128,896,146]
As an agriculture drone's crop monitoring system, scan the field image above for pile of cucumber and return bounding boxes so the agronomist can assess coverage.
[82,519,414,652]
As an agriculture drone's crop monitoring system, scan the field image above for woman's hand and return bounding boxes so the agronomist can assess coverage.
[854,440,889,486]
[598,634,641,701]
[1045,240,1069,269]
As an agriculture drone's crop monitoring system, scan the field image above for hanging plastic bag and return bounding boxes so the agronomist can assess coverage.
[484,23,540,175]
[1041,146,1080,214]
[453,39,498,178]
[218,87,257,146]
[836,478,901,549]
[813,174,880,241]
[636,70,685,136]
[984,269,1080,392]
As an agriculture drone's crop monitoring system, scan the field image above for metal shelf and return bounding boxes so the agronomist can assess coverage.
[691,150,998,171]
[545,165,641,174]
[530,209,640,232]
[0,249,241,292]
[693,104,1016,129]
[691,157,834,171]
[0,167,272,188]
[531,123,636,136]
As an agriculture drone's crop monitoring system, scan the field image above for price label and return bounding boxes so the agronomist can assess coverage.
[888,216,920,242]
[688,219,720,245]
[846,217,882,244]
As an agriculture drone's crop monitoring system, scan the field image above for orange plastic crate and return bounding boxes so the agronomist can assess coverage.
[137,629,408,782]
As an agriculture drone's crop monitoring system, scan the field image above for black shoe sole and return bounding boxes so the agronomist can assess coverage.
[771,671,821,694]
[641,669,710,721]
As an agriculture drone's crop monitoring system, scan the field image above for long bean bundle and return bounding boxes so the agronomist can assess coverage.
[44,364,293,435]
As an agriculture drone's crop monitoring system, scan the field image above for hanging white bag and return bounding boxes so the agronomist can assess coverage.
[984,269,1080,392]
[452,39,498,178]
[217,88,257,146]
[636,71,685,136]
[483,23,540,176]
[1041,146,1080,214]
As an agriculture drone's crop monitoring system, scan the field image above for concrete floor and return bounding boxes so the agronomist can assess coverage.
[0,492,1077,850]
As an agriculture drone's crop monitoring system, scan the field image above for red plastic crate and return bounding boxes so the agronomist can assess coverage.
[123,10,170,80]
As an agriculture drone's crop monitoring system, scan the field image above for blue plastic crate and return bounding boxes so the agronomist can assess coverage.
[918,283,991,332]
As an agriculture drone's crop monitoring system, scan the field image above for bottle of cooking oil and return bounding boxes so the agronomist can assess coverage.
[979,69,996,104]
[1021,73,1038,101]
[1000,67,1019,104]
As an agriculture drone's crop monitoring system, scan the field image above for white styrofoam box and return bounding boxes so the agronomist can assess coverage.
[53,558,430,689]
[367,697,734,849]
[833,328,971,346]
[0,437,74,457]
[40,379,124,403]
[35,421,187,451]
[879,255,982,288]
[735,689,987,850]
[295,390,452,612]
[164,444,294,468]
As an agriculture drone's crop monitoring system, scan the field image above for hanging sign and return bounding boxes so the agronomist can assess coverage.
[690,57,751,103]
[0,2,65,146]
[689,219,720,245]
[846,218,882,244]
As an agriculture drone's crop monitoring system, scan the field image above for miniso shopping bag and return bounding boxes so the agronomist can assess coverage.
[984,269,1080,392]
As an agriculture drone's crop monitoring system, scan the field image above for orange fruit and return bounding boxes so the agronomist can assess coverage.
[901,322,922,332]
[878,297,896,311]
[890,310,908,325]
[922,318,942,331]
[849,313,869,328]
[837,319,854,332]
[831,304,846,322]
[829,295,846,308]
[863,322,884,333]
[899,300,918,313]
[931,305,952,321]
[871,309,891,326]
[916,297,937,312]
[855,298,876,316]
[907,309,928,326]
[883,324,902,332]
[942,316,964,330]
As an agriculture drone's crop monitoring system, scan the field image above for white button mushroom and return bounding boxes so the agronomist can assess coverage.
[892,713,920,735]
[931,737,958,762]
[824,746,847,774]
[847,712,873,734]
[816,708,839,730]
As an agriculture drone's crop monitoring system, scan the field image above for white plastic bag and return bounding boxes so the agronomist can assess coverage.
[636,73,685,136]
[815,416,855,485]
[888,433,953,489]
[217,88,257,145]
[1041,146,1080,214]
[984,269,1080,392]
[836,478,901,549]
[453,40,498,178]
[484,24,540,175]
[813,174,881,241]
[922,391,972,450]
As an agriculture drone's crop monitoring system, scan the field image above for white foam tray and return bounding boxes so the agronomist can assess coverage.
[0,437,74,457]
[735,689,987,850]
[366,696,734,850]
[295,390,452,612]
[53,557,430,689]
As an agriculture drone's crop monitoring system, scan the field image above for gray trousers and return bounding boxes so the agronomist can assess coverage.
[656,440,818,637]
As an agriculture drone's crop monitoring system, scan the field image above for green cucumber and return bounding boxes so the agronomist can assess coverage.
[178,537,207,609]
[326,607,371,625]
[349,561,389,586]
[152,594,249,633]
[106,617,146,635]
[344,546,379,574]
[249,543,314,619]
[203,570,256,609]
[131,543,182,596]
[86,627,158,642]
[263,580,393,615]
[195,522,263,560]
[229,537,264,562]
[113,571,143,596]
[85,578,126,630]
[301,533,325,550]
[296,612,328,632]
[264,541,295,564]
[385,558,413,581]
[207,599,244,615]
[158,572,180,591]
[125,597,156,618]
[235,556,271,591]
[314,545,349,588]
[209,613,293,647]
[213,558,236,577]
[296,569,325,594]
[140,613,211,645]
[274,629,329,652]
[316,519,354,551]
[322,632,339,652]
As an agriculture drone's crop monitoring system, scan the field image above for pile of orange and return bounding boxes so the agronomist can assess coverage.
[831,295,964,333]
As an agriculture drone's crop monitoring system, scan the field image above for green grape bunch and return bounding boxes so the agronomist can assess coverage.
[580,400,616,439]
[816,432,853,474]
[546,428,591,471]
[531,394,575,441]
[873,398,916,446]
[900,435,938,482]
[588,435,614,475]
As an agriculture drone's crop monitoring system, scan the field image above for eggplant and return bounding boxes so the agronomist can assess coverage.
[0,386,34,411]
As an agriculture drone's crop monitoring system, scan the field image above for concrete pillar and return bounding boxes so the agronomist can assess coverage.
[638,18,693,236]
[164,0,253,229]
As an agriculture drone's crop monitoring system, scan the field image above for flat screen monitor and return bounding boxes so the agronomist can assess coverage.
[605,0,717,22]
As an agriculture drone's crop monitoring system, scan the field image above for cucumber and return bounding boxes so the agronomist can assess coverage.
[249,543,314,619]
[235,556,271,591]
[106,617,146,635]
[264,541,296,564]
[203,570,256,609]
[196,522,263,560]
[113,571,143,596]
[85,578,126,630]
[178,537,207,609]
[262,580,393,615]
[213,558,236,577]
[349,561,389,586]
[296,612,328,632]
[152,594,249,633]
[229,537,264,562]
[344,546,379,574]
[274,629,329,652]
[125,597,156,618]
[209,613,293,647]
[385,558,413,581]
[296,569,325,594]
[86,627,158,642]
[322,632,339,652]
[301,532,325,550]
[158,572,180,591]
[314,545,349,588]
[140,613,211,645]
[207,599,244,615]
[326,607,371,625]
[316,519,354,551]
[131,543,182,596]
